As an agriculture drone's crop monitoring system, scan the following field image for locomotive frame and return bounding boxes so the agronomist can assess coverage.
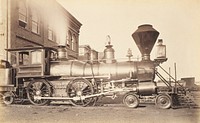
[0,24,196,109]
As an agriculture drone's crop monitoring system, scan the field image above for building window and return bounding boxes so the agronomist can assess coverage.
[79,47,84,56]
[31,9,40,34]
[72,34,76,51]
[66,35,69,47]
[68,31,72,49]
[48,26,54,41]
[55,33,60,44]
[18,0,27,28]
[0,0,3,24]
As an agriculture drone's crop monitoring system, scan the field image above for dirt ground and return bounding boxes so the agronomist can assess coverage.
[0,102,199,123]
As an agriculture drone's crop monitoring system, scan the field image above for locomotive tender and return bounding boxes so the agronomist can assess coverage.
[0,24,173,108]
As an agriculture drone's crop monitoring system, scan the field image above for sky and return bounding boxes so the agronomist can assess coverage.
[57,0,200,81]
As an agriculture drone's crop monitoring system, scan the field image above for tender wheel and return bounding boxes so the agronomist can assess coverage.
[66,78,94,107]
[26,79,52,106]
[3,92,14,105]
[0,93,3,103]
[155,94,172,109]
[123,92,139,108]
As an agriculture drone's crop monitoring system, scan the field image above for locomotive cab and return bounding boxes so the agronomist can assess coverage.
[7,47,57,77]
[2,47,58,102]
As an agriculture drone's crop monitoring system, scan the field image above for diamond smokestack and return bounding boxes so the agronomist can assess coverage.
[132,24,159,61]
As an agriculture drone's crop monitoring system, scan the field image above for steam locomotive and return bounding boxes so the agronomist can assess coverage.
[0,24,175,109]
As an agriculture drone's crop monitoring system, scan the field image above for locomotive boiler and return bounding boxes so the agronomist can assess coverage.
[0,24,175,109]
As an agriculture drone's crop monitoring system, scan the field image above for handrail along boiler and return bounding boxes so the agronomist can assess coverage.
[0,24,174,108]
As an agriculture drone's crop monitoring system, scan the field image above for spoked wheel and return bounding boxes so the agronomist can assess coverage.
[89,97,98,106]
[66,78,94,107]
[123,92,139,108]
[0,93,3,104]
[155,94,172,109]
[26,79,52,106]
[3,92,14,105]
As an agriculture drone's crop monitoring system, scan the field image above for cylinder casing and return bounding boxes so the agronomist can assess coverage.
[137,82,157,95]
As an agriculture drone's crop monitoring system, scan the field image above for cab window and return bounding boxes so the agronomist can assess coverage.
[31,50,42,64]
[19,52,29,65]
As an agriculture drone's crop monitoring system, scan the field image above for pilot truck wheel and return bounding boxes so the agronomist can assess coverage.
[155,93,172,109]
[0,93,3,104]
[3,92,14,105]
[123,92,139,108]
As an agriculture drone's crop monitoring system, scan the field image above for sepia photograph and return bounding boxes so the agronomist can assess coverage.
[0,0,200,123]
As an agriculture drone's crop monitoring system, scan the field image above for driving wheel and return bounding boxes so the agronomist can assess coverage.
[26,79,52,106]
[66,78,94,107]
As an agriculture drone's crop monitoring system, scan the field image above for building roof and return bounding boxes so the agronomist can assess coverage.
[55,0,82,28]
[6,46,57,52]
